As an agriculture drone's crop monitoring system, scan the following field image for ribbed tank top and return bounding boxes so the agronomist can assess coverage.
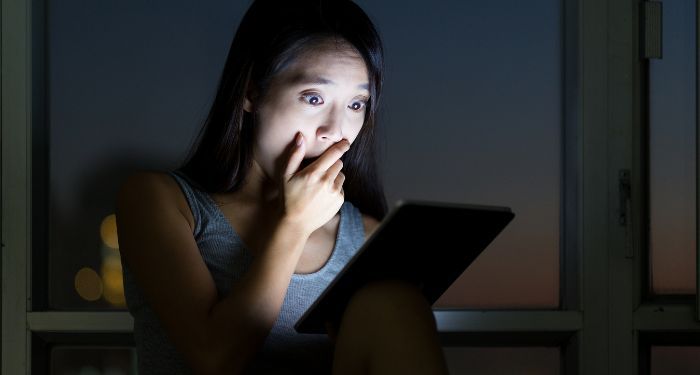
[121,169,367,374]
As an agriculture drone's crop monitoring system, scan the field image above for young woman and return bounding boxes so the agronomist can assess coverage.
[116,0,449,373]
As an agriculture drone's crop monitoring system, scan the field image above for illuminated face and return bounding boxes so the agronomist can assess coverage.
[244,40,370,183]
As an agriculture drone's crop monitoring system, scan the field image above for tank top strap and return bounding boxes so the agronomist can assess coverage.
[339,201,368,252]
[166,169,214,238]
[167,169,369,248]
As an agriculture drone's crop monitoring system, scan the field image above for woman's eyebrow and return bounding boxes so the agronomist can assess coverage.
[289,73,369,90]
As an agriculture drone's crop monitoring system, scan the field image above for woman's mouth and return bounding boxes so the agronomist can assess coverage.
[299,156,319,170]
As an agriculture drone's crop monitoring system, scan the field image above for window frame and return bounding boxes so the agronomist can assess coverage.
[621,0,700,374]
[5,0,692,374]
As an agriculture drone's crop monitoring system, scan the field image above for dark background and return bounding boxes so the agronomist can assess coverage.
[48,0,561,310]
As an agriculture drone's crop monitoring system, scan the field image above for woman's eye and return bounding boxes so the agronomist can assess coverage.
[301,94,323,106]
[301,93,367,112]
[349,100,367,112]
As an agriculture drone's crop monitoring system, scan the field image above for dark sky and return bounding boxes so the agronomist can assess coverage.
[649,0,696,295]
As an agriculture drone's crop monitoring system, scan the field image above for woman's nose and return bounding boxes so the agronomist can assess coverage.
[316,107,345,143]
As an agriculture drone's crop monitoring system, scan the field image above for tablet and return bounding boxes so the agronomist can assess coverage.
[294,199,515,334]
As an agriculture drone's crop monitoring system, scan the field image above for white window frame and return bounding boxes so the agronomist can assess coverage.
[5,0,699,373]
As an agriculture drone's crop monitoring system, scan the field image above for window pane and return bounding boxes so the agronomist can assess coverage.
[48,0,561,309]
[649,0,697,295]
[444,347,560,374]
[651,346,700,375]
[50,346,136,374]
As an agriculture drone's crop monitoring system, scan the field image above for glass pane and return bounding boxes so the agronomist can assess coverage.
[651,346,700,375]
[443,347,560,374]
[48,0,561,309]
[649,0,697,295]
[50,346,136,374]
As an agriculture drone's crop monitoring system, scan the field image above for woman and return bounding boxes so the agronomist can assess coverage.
[116,0,449,373]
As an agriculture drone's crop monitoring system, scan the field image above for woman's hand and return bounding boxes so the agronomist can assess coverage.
[276,131,349,237]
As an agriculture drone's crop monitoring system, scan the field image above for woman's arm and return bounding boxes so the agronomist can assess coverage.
[116,172,309,374]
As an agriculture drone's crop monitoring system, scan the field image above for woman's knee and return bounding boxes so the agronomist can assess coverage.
[330,279,443,374]
[341,279,436,329]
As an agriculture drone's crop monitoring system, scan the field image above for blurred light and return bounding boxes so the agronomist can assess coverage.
[100,214,119,249]
[99,227,126,307]
[101,256,126,307]
[75,267,103,301]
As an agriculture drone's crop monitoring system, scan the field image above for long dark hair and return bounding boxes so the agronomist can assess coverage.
[179,0,388,221]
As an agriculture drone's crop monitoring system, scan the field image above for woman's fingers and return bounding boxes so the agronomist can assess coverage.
[283,132,306,181]
[277,135,348,235]
[334,171,345,191]
[308,139,350,176]
[324,159,343,182]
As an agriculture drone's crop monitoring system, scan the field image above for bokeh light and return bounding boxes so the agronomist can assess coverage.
[74,267,103,301]
[101,256,126,307]
[100,214,119,249]
[98,212,126,307]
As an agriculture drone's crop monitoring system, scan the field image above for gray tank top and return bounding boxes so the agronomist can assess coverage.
[121,170,367,374]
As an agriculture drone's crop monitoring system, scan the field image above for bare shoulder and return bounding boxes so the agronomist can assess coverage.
[361,213,381,241]
[115,170,220,371]
[117,170,194,232]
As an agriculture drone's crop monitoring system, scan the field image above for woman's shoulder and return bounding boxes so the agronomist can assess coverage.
[117,170,195,233]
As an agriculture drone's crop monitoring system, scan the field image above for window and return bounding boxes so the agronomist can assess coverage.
[5,0,700,373]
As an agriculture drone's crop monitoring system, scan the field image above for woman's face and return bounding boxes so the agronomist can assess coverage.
[245,42,370,184]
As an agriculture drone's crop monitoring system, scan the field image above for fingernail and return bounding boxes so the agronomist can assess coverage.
[296,132,303,146]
